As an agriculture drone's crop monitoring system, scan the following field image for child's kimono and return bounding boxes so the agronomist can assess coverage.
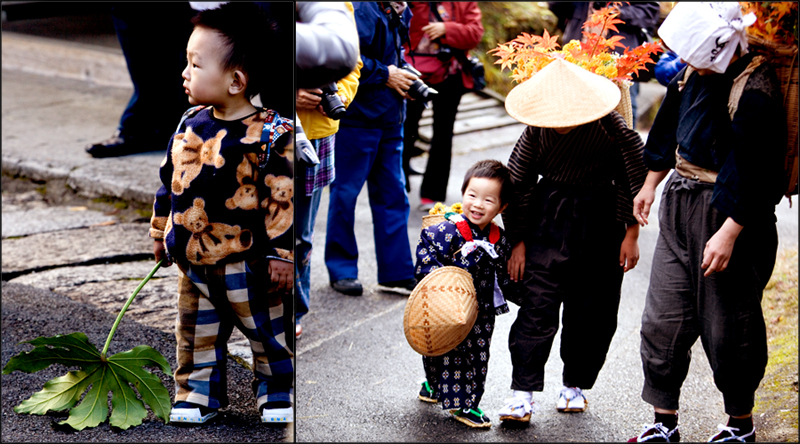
[415,213,516,411]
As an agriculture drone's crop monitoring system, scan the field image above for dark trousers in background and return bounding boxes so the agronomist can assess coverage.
[403,74,465,202]
[509,179,626,392]
[640,173,776,417]
[111,3,195,149]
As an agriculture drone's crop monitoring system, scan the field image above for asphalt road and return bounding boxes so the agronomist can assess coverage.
[295,142,798,442]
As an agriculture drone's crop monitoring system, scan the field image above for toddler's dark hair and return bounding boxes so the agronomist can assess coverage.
[191,3,278,99]
[461,159,512,205]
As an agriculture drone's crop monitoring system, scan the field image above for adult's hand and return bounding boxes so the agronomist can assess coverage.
[296,88,323,111]
[422,22,446,41]
[633,170,670,226]
[701,218,742,276]
[386,65,417,99]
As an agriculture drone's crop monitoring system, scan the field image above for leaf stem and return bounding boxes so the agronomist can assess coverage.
[101,260,163,360]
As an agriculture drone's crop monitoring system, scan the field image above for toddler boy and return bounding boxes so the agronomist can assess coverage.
[149,3,294,425]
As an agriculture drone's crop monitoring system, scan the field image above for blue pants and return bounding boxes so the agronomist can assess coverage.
[325,124,414,283]
[296,170,323,322]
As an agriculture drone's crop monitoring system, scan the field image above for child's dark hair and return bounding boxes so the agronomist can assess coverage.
[461,159,512,205]
[191,3,278,100]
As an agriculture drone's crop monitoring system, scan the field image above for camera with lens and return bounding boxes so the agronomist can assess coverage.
[401,65,438,103]
[315,82,347,120]
[435,45,452,62]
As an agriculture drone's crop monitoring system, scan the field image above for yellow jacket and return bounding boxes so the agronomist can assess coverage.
[298,2,362,140]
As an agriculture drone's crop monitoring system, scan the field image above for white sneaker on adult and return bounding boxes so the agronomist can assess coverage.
[556,386,587,412]
[498,396,537,422]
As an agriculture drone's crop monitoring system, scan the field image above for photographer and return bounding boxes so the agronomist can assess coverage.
[402,2,484,209]
[324,1,418,296]
[296,2,362,338]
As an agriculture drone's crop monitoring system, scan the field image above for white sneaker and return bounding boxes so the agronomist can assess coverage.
[556,386,587,412]
[260,405,294,423]
[498,397,537,422]
[169,403,218,424]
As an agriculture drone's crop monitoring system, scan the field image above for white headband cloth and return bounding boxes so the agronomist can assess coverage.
[658,2,757,73]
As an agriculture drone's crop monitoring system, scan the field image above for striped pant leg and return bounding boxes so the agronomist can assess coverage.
[174,264,235,409]
[230,259,294,409]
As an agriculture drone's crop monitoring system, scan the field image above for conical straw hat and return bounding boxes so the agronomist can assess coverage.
[505,57,621,128]
[403,266,478,357]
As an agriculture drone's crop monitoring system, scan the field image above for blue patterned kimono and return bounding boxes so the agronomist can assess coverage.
[414,214,516,411]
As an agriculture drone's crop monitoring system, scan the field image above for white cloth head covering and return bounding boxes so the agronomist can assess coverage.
[658,2,757,74]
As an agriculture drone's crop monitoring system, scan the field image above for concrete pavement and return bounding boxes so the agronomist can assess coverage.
[295,142,798,442]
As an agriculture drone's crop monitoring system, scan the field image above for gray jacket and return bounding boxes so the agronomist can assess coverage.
[296,2,360,88]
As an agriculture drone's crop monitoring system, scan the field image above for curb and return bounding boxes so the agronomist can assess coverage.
[2,31,130,89]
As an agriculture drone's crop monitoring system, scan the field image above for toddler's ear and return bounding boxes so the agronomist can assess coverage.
[499,203,509,214]
[229,70,248,95]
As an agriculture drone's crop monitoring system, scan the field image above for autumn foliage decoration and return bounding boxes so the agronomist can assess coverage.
[488,2,662,85]
[740,2,798,46]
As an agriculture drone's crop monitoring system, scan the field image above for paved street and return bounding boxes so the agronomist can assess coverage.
[295,139,797,441]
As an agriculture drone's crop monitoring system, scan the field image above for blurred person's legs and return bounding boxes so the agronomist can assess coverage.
[402,94,426,190]
[325,125,378,295]
[87,3,194,158]
[419,74,464,204]
[365,123,415,287]
[296,137,329,333]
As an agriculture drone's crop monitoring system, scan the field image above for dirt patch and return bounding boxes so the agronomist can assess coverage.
[1,173,152,223]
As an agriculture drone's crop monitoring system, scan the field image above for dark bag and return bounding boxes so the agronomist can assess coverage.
[454,50,486,91]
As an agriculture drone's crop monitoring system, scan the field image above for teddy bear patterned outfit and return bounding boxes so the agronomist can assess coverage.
[415,213,516,411]
[150,105,294,411]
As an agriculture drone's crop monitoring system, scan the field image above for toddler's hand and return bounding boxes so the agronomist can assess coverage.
[153,240,172,267]
[508,242,526,282]
[268,259,293,291]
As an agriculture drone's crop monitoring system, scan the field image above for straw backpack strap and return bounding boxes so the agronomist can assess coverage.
[727,55,767,119]
[677,66,695,92]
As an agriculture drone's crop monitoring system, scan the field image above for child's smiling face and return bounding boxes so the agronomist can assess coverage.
[182,27,232,107]
[461,177,507,230]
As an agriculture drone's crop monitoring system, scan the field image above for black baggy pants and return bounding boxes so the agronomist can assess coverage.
[640,173,776,416]
[509,179,626,392]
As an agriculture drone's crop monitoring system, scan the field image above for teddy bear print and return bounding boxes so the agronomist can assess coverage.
[225,154,260,210]
[173,198,253,265]
[170,127,227,195]
[240,110,267,144]
[274,248,294,261]
[262,174,293,238]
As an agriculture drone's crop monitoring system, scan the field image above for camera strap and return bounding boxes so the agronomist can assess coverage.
[429,2,472,71]
[380,2,413,68]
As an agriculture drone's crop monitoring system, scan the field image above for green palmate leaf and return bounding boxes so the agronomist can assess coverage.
[2,332,101,374]
[107,345,172,424]
[2,260,169,431]
[3,333,173,430]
